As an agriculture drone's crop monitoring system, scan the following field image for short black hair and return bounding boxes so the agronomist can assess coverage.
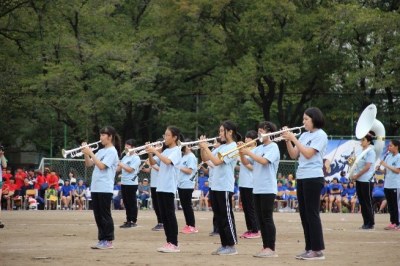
[257,121,277,133]
[304,107,325,129]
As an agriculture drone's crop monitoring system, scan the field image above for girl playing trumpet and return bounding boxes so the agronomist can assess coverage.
[199,120,240,256]
[117,139,142,228]
[82,126,121,250]
[239,122,280,258]
[147,126,182,253]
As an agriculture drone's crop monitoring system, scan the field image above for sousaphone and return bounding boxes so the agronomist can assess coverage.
[348,104,385,177]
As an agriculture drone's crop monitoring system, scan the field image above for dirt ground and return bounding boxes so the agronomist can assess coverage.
[0,209,399,266]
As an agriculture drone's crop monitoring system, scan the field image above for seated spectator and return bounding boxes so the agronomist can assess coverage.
[2,177,17,210]
[200,180,210,211]
[341,181,357,213]
[14,168,26,196]
[276,180,288,200]
[320,180,329,212]
[45,185,58,210]
[287,173,296,188]
[339,171,349,184]
[232,181,239,209]
[74,179,86,210]
[2,168,12,184]
[138,178,151,209]
[113,180,123,210]
[328,177,343,213]
[46,170,59,191]
[285,181,297,210]
[60,179,74,210]
[68,170,78,187]
[20,178,34,209]
[372,179,387,213]
[197,170,208,191]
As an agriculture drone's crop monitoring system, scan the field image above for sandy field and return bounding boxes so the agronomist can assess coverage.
[0,209,399,266]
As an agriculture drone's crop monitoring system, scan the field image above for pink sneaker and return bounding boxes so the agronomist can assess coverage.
[244,232,261,239]
[240,231,251,238]
[157,242,180,253]
[384,223,396,230]
[182,225,198,234]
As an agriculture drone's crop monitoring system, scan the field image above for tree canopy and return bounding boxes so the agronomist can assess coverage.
[1,0,399,157]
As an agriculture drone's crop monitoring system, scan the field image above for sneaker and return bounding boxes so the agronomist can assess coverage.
[395,225,400,231]
[0,221,4,229]
[181,225,190,233]
[295,250,310,259]
[359,225,374,230]
[217,246,238,256]
[299,251,325,260]
[384,223,396,230]
[239,231,251,238]
[97,240,114,249]
[182,226,198,234]
[157,242,180,253]
[209,231,219,236]
[244,232,261,239]
[120,221,137,228]
[152,223,164,231]
[253,248,278,258]
[211,246,225,255]
[91,240,104,249]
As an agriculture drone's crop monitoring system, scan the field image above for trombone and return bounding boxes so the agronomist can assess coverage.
[62,141,101,158]
[124,140,165,155]
[180,137,219,150]
[217,126,305,160]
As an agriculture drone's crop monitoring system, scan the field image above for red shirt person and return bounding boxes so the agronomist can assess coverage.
[14,168,27,190]
[46,171,59,190]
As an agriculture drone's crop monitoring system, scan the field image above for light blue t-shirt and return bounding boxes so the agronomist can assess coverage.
[178,152,198,189]
[150,156,161,188]
[354,147,376,182]
[251,142,280,194]
[211,142,238,192]
[120,154,141,185]
[156,146,182,193]
[296,129,328,179]
[383,153,400,188]
[238,156,253,188]
[207,149,219,189]
[91,146,119,193]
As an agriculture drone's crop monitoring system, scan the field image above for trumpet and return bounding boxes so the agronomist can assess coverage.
[62,141,101,158]
[124,141,165,155]
[180,137,219,150]
[217,125,305,160]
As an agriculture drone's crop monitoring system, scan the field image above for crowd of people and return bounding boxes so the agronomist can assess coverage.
[1,109,399,261]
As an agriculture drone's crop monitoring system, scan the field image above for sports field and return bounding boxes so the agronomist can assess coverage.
[0,210,398,266]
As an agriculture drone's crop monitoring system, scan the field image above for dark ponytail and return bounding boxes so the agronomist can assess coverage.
[166,126,184,146]
[221,120,241,142]
[100,126,121,156]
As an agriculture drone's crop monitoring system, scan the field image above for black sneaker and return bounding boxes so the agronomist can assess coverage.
[120,221,137,228]
[0,221,4,228]
[359,225,374,230]
[209,231,219,236]
[152,223,164,231]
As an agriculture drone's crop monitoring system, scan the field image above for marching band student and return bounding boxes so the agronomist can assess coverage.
[239,122,280,258]
[204,138,222,236]
[237,130,260,239]
[177,140,199,234]
[147,126,182,253]
[0,146,7,228]
[350,131,376,230]
[82,126,120,250]
[199,120,240,256]
[379,139,400,230]
[283,107,328,260]
[117,139,141,228]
